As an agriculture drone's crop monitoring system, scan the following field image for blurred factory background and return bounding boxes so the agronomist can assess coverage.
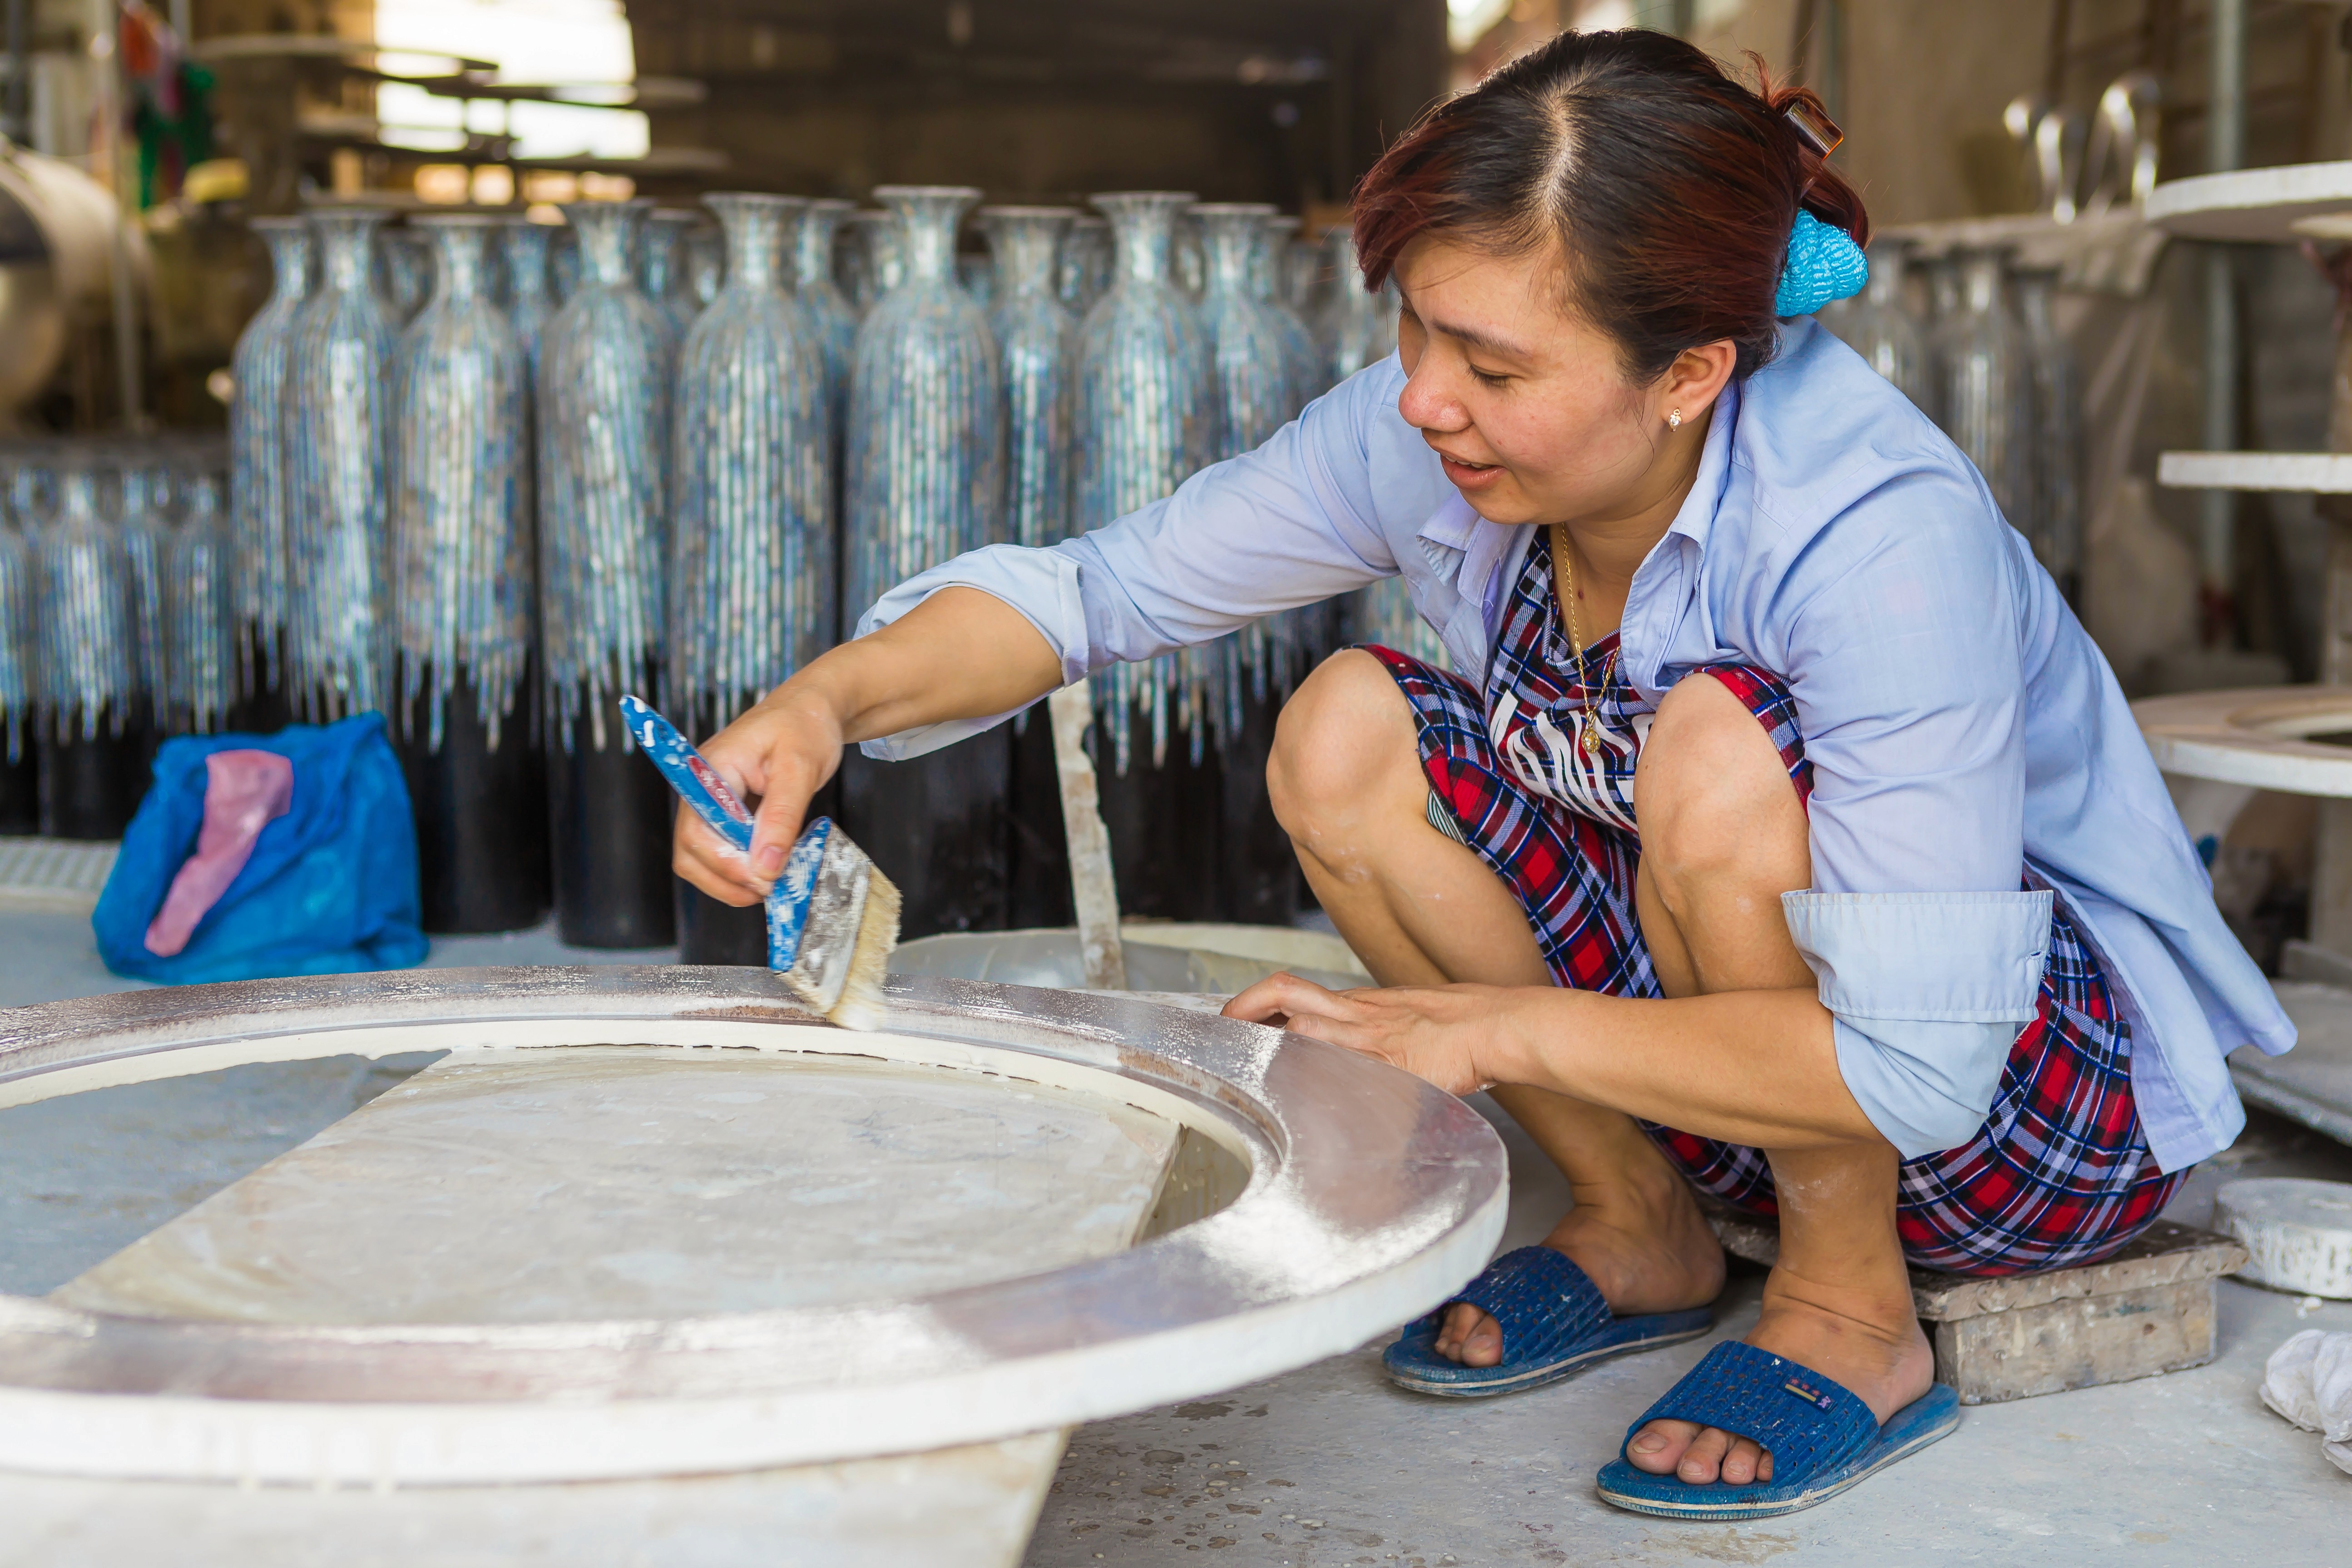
[0,0,2348,964]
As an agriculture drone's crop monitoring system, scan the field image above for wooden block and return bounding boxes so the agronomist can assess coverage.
[1698,1204,2250,1405]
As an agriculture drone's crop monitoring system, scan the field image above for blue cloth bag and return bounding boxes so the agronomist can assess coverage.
[93,713,429,984]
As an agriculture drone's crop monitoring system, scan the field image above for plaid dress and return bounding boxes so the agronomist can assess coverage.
[1366,530,2183,1276]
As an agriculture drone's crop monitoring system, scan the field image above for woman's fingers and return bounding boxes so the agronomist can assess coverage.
[1231,978,1493,1097]
[1224,972,1358,1029]
[744,745,812,884]
[673,809,761,906]
[670,702,837,902]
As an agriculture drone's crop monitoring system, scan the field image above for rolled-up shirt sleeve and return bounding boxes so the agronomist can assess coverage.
[856,367,1404,759]
[1784,890,2051,1156]
[1769,476,2047,1155]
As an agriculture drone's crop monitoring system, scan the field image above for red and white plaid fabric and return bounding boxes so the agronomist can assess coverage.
[1363,533,2182,1276]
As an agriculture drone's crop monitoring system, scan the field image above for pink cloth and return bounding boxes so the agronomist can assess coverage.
[144,750,296,957]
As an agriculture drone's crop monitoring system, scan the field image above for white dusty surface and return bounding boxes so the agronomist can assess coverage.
[1023,1098,2352,1568]
[0,1432,1068,1568]
[0,909,677,1009]
[0,1052,438,1296]
[55,1047,1178,1324]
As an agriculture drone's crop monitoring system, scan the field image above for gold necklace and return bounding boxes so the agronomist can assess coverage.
[1551,523,1615,757]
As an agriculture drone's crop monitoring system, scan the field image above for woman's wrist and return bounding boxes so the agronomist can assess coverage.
[1468,984,1556,1093]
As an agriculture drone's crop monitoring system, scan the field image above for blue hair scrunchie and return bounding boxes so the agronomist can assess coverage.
[1774,209,1869,318]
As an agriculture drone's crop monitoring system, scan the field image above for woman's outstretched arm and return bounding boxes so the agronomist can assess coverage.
[674,586,1062,904]
[1225,974,1881,1150]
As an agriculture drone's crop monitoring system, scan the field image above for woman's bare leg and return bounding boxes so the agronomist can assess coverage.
[1267,651,1723,1365]
[1622,674,1934,1486]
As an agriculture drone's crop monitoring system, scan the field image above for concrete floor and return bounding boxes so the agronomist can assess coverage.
[0,912,2348,1565]
[1023,1102,2352,1568]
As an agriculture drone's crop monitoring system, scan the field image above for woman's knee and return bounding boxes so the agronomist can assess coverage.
[1268,649,1420,842]
[1635,674,1809,893]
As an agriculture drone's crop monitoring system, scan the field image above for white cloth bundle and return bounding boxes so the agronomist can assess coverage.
[2262,1329,2352,1476]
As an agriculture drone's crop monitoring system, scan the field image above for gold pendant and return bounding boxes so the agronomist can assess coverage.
[1580,725,1601,757]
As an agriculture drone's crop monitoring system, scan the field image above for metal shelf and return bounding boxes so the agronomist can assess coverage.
[2156,450,2352,493]
[2145,161,2352,243]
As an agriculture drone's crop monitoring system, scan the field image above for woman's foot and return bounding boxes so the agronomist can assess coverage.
[1623,1263,1935,1486]
[1431,1172,1725,1368]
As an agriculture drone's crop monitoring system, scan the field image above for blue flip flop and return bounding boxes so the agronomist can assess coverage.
[1382,1245,1714,1398]
[1595,1340,1961,1519]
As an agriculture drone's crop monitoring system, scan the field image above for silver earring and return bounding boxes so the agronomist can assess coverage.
[1668,408,1683,430]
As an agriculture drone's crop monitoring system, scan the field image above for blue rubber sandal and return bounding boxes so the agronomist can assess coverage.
[1595,1340,1961,1519]
[1382,1245,1714,1398]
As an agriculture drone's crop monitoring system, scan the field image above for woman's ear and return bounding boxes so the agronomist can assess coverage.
[1655,340,1737,425]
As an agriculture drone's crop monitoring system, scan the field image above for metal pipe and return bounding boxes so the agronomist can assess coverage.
[1816,0,1846,129]
[88,0,145,431]
[3,0,26,145]
[2200,0,2246,623]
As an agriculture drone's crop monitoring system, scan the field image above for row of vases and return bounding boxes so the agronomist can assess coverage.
[228,202,828,951]
[228,192,1402,952]
[0,439,235,841]
[838,189,1350,938]
[1823,240,2083,603]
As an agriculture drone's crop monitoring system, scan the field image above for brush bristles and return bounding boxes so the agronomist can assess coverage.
[824,866,901,1031]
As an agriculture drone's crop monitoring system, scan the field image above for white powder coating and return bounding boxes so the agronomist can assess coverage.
[2218,1177,2352,1299]
[56,1048,1181,1326]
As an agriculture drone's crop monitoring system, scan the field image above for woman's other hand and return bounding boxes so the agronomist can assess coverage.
[1224,973,1501,1098]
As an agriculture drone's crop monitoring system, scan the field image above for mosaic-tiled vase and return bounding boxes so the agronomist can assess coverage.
[839,184,1010,938]
[389,214,546,934]
[1074,190,1218,920]
[536,198,675,948]
[284,208,396,722]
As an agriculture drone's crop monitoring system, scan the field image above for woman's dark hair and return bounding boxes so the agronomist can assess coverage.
[1351,29,1870,383]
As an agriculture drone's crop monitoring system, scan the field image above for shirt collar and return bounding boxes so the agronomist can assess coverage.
[1416,489,1521,609]
[1663,376,1741,557]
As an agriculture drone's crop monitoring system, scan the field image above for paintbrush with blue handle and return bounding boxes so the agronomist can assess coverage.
[621,695,900,1031]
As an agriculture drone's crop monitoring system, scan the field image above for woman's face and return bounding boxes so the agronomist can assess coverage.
[1392,235,1720,530]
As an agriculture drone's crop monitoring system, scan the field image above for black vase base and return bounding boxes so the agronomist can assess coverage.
[0,747,37,836]
[837,734,1010,941]
[548,688,677,951]
[1093,732,1222,925]
[1008,713,1074,930]
[675,883,769,966]
[39,712,154,841]
[396,663,550,936]
[1218,688,1298,928]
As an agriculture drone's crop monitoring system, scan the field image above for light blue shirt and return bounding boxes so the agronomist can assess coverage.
[862,317,2291,1172]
